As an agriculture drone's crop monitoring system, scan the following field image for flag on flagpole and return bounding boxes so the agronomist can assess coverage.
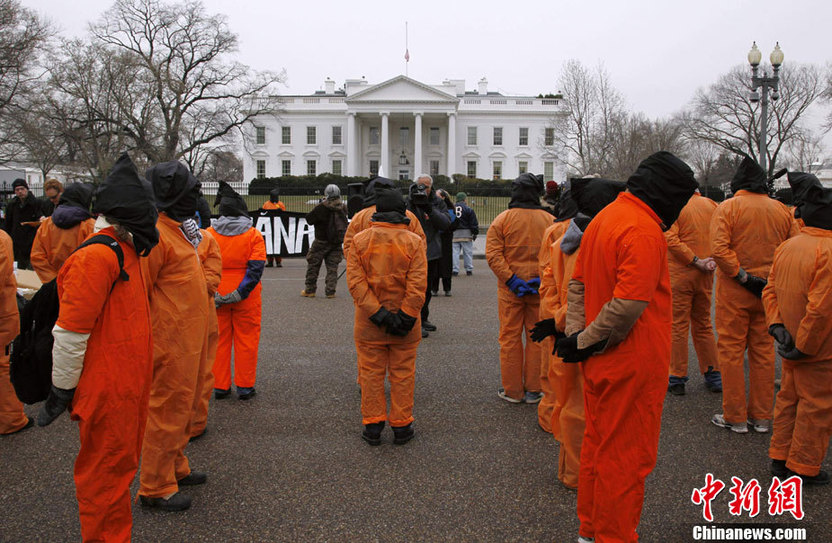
[405,49,410,62]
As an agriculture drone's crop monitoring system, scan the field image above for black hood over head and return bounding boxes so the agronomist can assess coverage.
[59,183,94,212]
[570,177,626,218]
[93,152,159,256]
[788,171,832,230]
[554,183,578,222]
[363,176,395,208]
[269,188,280,203]
[214,181,249,218]
[371,187,410,225]
[147,160,200,221]
[731,155,768,194]
[626,151,698,229]
[508,173,544,210]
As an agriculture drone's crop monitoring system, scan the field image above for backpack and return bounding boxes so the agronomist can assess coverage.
[327,206,348,244]
[9,234,128,404]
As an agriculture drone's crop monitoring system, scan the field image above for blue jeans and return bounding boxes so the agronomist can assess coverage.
[452,240,473,273]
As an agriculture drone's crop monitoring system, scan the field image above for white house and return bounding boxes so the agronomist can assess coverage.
[243,75,568,184]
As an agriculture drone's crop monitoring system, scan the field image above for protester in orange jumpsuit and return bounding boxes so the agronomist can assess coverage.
[190,229,222,440]
[763,171,832,486]
[486,173,553,404]
[665,190,721,396]
[347,187,426,445]
[261,188,285,267]
[533,177,625,489]
[711,157,799,434]
[30,183,96,283]
[139,160,209,511]
[209,181,266,400]
[557,152,698,542]
[535,185,576,432]
[36,152,158,541]
[0,229,31,435]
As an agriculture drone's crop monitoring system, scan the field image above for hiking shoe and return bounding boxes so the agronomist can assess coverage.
[796,470,831,486]
[422,321,437,331]
[140,492,192,511]
[748,419,771,433]
[712,414,748,433]
[466,270,473,276]
[392,423,414,445]
[326,293,336,299]
[523,391,543,404]
[704,368,723,392]
[362,422,384,446]
[497,388,523,404]
[300,289,316,297]
[771,459,789,478]
[668,383,686,396]
[177,471,207,486]
[214,388,231,400]
[237,387,257,400]
[444,291,452,297]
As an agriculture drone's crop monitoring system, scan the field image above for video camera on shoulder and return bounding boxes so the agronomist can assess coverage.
[409,183,429,206]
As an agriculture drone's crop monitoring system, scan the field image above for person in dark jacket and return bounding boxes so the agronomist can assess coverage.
[406,174,452,337]
[431,189,459,296]
[452,192,479,276]
[3,179,43,269]
[301,184,348,298]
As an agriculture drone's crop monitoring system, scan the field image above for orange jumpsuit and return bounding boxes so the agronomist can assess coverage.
[343,205,425,260]
[574,193,672,542]
[763,227,832,476]
[191,230,222,438]
[486,207,553,400]
[30,217,95,283]
[262,200,285,211]
[536,220,567,432]
[208,226,267,390]
[665,193,718,379]
[347,222,427,426]
[711,191,799,424]
[540,229,583,488]
[0,230,28,434]
[139,213,209,498]
[58,229,153,542]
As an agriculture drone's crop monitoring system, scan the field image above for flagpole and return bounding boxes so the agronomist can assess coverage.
[405,21,409,77]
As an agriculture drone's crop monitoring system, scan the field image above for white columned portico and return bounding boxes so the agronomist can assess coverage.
[380,112,390,177]
[447,112,456,176]
[346,112,356,176]
[414,112,423,176]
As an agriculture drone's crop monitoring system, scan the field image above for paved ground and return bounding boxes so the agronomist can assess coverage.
[1,259,829,542]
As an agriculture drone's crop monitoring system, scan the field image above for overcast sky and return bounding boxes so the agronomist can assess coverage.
[23,0,832,122]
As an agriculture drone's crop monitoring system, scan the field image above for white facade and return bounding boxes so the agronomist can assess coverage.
[243,75,567,184]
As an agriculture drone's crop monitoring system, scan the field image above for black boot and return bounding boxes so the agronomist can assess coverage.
[392,423,414,445]
[139,492,192,511]
[362,422,385,446]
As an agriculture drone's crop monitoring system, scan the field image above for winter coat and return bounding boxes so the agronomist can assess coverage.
[3,193,42,263]
[306,198,349,244]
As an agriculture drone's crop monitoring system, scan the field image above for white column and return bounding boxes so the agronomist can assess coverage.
[447,112,456,176]
[414,112,423,176]
[380,112,389,177]
[346,112,356,176]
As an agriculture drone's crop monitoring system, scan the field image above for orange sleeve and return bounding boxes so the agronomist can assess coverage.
[761,247,782,327]
[30,223,54,283]
[795,247,832,356]
[346,238,382,316]
[401,237,428,317]
[200,231,223,295]
[142,236,166,292]
[56,244,121,334]
[249,228,267,261]
[0,232,18,345]
[711,204,741,277]
[485,213,513,284]
[664,221,695,265]
[278,202,286,211]
[613,230,665,302]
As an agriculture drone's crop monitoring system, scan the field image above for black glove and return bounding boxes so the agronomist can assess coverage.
[369,307,395,330]
[740,274,767,298]
[37,386,76,427]
[530,319,560,343]
[768,324,794,349]
[777,343,808,361]
[395,310,418,335]
[385,312,408,337]
[556,332,607,364]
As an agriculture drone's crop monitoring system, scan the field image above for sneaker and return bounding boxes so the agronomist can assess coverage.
[578,537,595,543]
[771,459,789,478]
[326,293,336,299]
[362,422,384,446]
[466,270,473,276]
[444,291,452,297]
[214,388,231,400]
[177,471,207,486]
[704,368,723,392]
[668,383,685,396]
[431,290,439,297]
[497,388,523,404]
[748,419,770,433]
[237,387,257,400]
[523,391,543,404]
[711,413,748,433]
[452,271,459,276]
[300,289,316,297]
[392,423,415,445]
[140,492,192,511]
[422,321,437,332]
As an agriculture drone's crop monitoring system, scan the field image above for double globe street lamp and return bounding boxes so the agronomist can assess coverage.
[747,41,784,175]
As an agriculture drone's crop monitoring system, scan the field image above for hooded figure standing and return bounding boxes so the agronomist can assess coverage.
[3,178,43,269]
[486,173,553,404]
[139,161,210,511]
[347,187,426,446]
[532,177,625,489]
[36,152,158,541]
[763,172,832,485]
[557,152,698,542]
[30,183,96,283]
[261,188,285,268]
[301,184,348,298]
[208,182,266,400]
[710,157,799,434]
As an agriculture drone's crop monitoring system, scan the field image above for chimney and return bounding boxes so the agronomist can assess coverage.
[325,77,335,94]
[478,77,488,95]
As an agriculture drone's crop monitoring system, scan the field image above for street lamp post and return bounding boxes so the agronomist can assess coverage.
[747,41,784,175]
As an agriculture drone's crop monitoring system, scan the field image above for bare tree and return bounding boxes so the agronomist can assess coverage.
[681,63,824,176]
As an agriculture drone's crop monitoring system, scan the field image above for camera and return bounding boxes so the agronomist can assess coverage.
[409,183,429,206]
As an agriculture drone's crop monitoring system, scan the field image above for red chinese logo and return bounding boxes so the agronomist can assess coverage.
[691,473,725,522]
[768,475,804,520]
[728,477,761,517]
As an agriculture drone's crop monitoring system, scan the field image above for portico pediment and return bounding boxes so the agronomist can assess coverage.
[346,75,459,105]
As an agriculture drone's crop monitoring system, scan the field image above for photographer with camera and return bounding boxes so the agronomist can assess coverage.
[406,175,452,338]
